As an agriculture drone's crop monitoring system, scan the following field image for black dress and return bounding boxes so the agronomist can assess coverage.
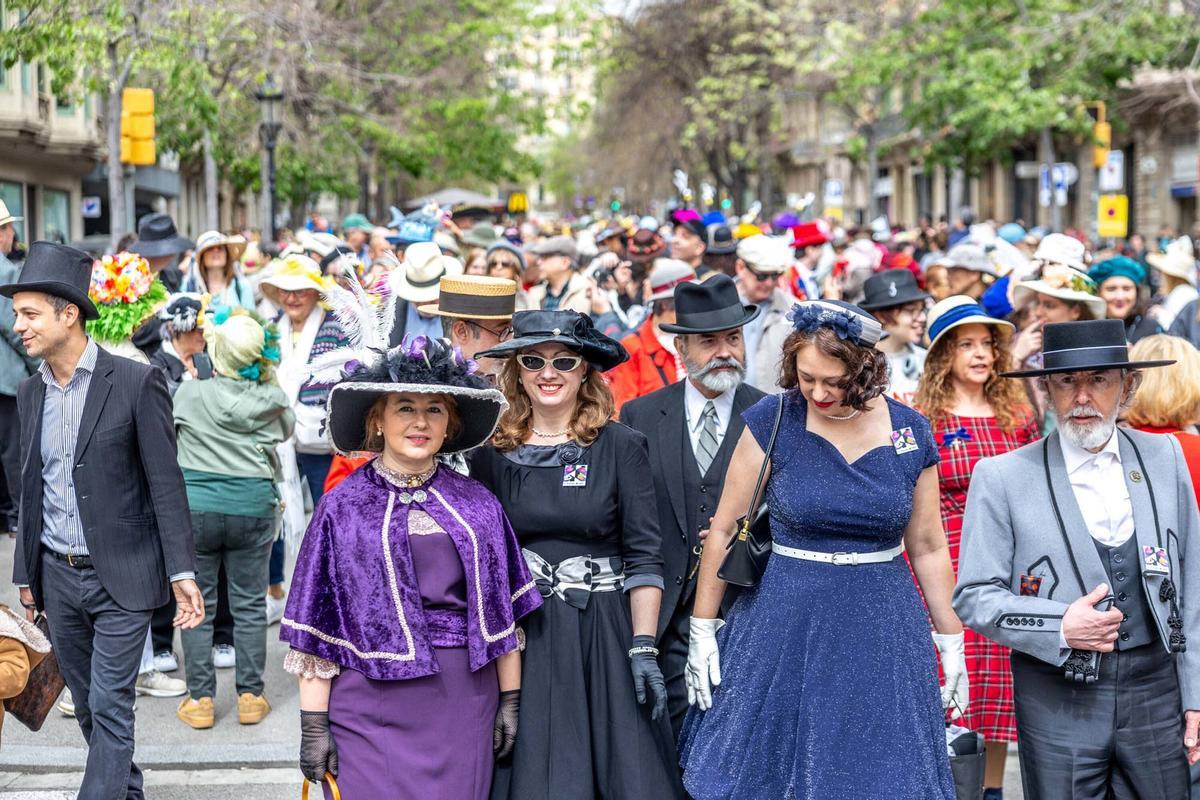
[471,422,684,800]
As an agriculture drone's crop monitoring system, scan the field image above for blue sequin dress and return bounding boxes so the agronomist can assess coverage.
[678,393,955,799]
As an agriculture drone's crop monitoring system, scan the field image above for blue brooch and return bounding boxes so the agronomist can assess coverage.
[941,426,973,448]
[787,304,864,343]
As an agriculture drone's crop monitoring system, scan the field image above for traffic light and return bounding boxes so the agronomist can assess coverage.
[120,88,156,166]
[1092,121,1111,169]
[720,197,732,210]
[610,200,620,212]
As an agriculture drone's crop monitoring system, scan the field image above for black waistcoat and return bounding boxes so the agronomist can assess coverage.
[1092,534,1156,650]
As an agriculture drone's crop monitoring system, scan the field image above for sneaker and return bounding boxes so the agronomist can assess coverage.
[176,697,214,729]
[136,669,187,698]
[153,650,179,673]
[237,692,271,725]
[265,594,286,625]
[212,644,236,669]
[57,688,74,717]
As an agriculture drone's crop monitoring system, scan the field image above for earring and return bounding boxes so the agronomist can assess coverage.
[376,427,383,435]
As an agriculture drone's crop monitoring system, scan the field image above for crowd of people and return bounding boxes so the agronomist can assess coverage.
[2,193,1200,799]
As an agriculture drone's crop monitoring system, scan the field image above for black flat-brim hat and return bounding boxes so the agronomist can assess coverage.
[327,381,505,454]
[0,241,99,320]
[859,268,930,310]
[1002,319,1175,378]
[475,309,629,372]
[127,213,194,258]
[659,274,761,334]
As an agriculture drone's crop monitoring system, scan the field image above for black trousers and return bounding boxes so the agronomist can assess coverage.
[661,594,692,741]
[0,394,20,529]
[150,562,234,654]
[41,550,152,800]
[1012,643,1189,800]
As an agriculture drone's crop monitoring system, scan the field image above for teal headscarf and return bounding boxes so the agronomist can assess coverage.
[1089,256,1146,288]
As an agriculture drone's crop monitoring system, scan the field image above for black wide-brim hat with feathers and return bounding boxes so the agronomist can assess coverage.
[303,276,506,454]
[326,336,506,454]
[474,309,629,372]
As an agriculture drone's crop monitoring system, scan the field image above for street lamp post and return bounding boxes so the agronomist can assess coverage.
[255,75,284,244]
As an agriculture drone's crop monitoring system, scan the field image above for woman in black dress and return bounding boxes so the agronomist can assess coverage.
[472,309,683,799]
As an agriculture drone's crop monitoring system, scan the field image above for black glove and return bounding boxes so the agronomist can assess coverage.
[299,710,338,783]
[629,634,667,721]
[493,689,520,759]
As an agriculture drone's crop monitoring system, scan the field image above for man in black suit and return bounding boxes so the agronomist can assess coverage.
[619,274,765,737]
[2,242,204,800]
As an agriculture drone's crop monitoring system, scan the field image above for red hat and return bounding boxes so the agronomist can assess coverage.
[790,220,831,249]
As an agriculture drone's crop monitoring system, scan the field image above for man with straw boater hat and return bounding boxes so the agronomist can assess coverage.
[619,274,765,738]
[954,318,1200,799]
[419,273,517,381]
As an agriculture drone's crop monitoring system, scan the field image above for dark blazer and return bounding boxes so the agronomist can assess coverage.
[620,379,764,639]
[14,347,196,611]
[388,298,411,347]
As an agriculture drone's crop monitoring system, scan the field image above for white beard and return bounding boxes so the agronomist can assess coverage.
[1057,404,1118,451]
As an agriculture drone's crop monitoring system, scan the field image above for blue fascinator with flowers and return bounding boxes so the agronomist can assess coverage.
[787,300,883,347]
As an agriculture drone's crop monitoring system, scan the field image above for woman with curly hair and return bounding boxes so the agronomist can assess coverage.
[679,300,962,799]
[913,295,1039,800]
[469,309,683,799]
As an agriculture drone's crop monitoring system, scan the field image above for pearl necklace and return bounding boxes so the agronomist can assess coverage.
[824,408,862,421]
[532,427,570,438]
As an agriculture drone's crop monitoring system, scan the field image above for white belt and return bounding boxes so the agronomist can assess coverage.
[772,542,904,566]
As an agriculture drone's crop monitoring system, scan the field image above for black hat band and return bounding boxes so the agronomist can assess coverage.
[407,268,445,289]
[1042,345,1131,372]
[674,306,752,331]
[436,290,515,317]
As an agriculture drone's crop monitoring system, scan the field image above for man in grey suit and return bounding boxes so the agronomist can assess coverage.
[955,319,1200,799]
[2,242,205,800]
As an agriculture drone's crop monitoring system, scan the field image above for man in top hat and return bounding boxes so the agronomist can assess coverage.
[1,242,204,799]
[387,241,465,347]
[619,274,765,738]
[608,259,696,411]
[861,268,931,404]
[735,235,795,393]
[954,319,1200,799]
[0,199,35,535]
[419,273,517,381]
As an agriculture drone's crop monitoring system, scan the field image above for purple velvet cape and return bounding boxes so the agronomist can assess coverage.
[280,461,542,680]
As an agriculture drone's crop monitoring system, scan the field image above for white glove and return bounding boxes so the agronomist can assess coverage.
[686,617,725,711]
[933,631,969,719]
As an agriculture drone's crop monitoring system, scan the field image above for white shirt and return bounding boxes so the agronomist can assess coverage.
[684,378,735,461]
[1058,431,1135,548]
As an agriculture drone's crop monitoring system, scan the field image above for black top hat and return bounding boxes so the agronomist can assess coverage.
[1002,319,1175,378]
[0,241,99,320]
[127,213,194,259]
[658,274,761,334]
[475,309,629,372]
[705,224,737,256]
[859,268,930,310]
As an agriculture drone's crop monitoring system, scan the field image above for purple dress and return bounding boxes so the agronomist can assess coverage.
[326,517,498,800]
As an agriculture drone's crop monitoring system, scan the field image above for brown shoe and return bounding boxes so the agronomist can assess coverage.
[177,697,214,729]
[237,692,271,725]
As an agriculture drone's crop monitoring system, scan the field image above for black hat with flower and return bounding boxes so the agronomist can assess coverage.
[306,277,507,454]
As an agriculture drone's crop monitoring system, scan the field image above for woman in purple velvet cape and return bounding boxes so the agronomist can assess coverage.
[280,329,541,800]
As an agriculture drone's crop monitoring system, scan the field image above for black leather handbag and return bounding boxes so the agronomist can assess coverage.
[718,394,784,588]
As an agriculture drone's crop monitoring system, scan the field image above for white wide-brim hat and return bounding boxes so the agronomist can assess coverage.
[1032,233,1089,273]
[1147,237,1197,286]
[1012,265,1107,320]
[925,295,1015,351]
[389,241,464,304]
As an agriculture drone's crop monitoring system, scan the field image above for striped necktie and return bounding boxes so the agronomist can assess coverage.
[695,401,720,476]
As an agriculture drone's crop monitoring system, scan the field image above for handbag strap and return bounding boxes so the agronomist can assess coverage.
[301,772,341,800]
[744,394,785,519]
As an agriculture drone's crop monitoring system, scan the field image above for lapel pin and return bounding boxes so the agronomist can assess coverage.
[1130,470,1143,483]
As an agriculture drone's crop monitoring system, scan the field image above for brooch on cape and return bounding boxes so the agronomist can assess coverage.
[398,489,428,505]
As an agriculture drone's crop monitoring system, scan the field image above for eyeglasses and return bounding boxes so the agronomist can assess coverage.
[487,258,520,271]
[517,354,584,372]
[468,320,514,340]
[1045,371,1123,392]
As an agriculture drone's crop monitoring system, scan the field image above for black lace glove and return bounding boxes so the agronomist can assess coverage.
[493,689,520,759]
[300,710,338,783]
[629,634,667,721]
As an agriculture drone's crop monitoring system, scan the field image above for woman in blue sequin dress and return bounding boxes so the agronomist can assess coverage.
[678,300,964,799]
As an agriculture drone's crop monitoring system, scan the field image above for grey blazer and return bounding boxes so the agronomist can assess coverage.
[953,428,1200,709]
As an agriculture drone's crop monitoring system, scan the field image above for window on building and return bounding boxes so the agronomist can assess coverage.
[0,182,26,244]
[42,188,69,244]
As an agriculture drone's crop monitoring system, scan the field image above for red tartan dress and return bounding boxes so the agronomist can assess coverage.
[934,411,1038,741]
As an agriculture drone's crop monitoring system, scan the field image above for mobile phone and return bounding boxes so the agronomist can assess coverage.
[193,352,213,380]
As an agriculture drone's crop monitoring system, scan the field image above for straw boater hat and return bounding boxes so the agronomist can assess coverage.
[1147,236,1197,286]
[925,295,1015,351]
[305,277,506,454]
[389,241,464,305]
[1002,319,1174,378]
[418,275,517,320]
[1012,264,1107,320]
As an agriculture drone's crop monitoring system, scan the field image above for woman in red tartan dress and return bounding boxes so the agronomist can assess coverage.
[915,296,1038,800]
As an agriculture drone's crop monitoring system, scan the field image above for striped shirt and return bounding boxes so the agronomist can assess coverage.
[39,338,97,555]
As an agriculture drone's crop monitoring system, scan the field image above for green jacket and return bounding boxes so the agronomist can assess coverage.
[173,376,294,480]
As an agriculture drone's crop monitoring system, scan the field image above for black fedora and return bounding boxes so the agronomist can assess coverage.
[659,274,761,334]
[0,241,99,320]
[859,268,930,310]
[1002,319,1174,378]
[475,309,629,371]
[127,212,193,258]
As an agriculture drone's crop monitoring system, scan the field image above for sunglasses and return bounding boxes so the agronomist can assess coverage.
[517,354,584,372]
